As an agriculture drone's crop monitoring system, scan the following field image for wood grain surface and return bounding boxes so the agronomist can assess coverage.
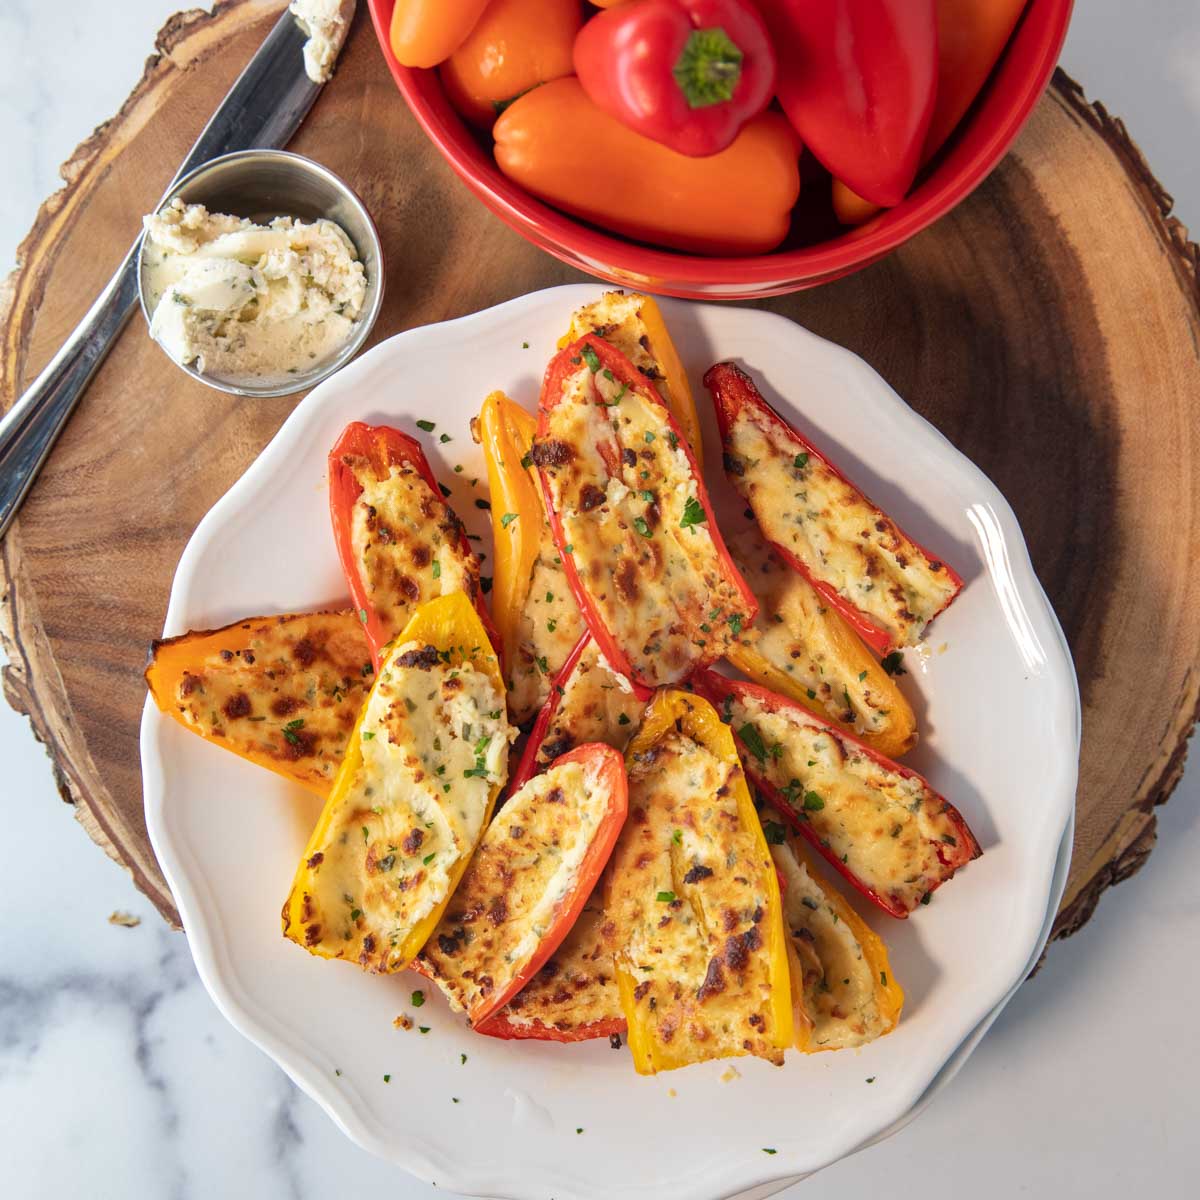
[1,1,1197,941]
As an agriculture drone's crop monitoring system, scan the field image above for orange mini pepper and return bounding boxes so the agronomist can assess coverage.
[389,0,491,69]
[440,0,582,127]
[493,76,800,255]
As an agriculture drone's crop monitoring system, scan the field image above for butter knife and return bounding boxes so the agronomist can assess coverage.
[0,9,323,539]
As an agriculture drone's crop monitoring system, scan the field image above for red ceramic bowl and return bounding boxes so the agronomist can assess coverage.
[366,0,1073,299]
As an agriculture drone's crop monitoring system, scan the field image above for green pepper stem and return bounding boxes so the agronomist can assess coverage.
[672,27,744,109]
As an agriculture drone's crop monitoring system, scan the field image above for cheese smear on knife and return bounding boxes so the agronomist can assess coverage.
[290,0,357,83]
[141,198,366,386]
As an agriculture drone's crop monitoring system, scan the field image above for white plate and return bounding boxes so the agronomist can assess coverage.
[142,285,1080,1200]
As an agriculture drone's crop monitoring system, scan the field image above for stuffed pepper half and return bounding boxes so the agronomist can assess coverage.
[282,593,513,973]
[707,361,961,655]
[606,689,793,1074]
[534,335,755,689]
[695,672,979,918]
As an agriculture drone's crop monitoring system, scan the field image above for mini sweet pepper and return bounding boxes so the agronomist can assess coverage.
[575,0,777,156]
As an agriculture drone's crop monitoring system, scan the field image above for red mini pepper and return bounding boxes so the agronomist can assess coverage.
[706,361,962,656]
[328,422,496,668]
[535,335,757,689]
[754,0,938,206]
[574,0,777,157]
[692,670,980,917]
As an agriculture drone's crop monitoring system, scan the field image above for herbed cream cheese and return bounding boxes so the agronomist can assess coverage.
[290,0,356,84]
[142,198,367,386]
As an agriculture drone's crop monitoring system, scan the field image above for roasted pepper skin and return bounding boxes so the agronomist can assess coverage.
[536,335,756,689]
[440,0,582,127]
[834,0,1031,223]
[574,0,776,157]
[754,0,938,207]
[493,77,800,256]
[693,670,981,918]
[389,0,491,68]
[705,360,962,656]
[475,1011,627,1042]
[612,689,793,1074]
[327,421,495,668]
[282,593,507,972]
[477,393,544,679]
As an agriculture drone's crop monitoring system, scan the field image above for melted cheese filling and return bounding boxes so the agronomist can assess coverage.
[730,531,890,738]
[533,641,646,772]
[728,692,960,914]
[724,406,957,647]
[349,462,478,644]
[608,731,783,1065]
[536,363,749,686]
[293,641,510,971]
[566,292,668,398]
[508,544,586,726]
[168,612,371,786]
[420,758,608,1016]
[771,840,889,1050]
[492,895,620,1034]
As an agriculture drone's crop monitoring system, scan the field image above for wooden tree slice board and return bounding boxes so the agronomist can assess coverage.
[2,1,1197,941]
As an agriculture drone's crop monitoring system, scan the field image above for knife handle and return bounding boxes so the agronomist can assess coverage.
[0,239,141,539]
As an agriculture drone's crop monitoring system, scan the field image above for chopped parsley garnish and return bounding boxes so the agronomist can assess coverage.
[439,433,452,443]
[672,828,682,844]
[762,1148,777,1156]
[522,341,530,349]
[617,712,630,725]
[460,1053,468,1064]
[547,618,557,632]
[644,431,656,444]
[581,344,602,372]
[679,495,706,530]
[500,512,518,528]
[454,464,463,473]
[880,972,888,987]
[358,609,368,623]
[639,489,655,504]
[383,1074,391,1083]
[419,1026,430,1034]
[881,651,907,676]
[858,669,867,681]
[728,613,744,636]
[794,453,809,470]
[362,730,375,740]
[803,791,825,811]
[535,655,549,674]
[806,688,817,700]
[632,516,652,538]
[738,723,768,763]
[432,560,441,579]
[866,1077,876,1084]
[282,718,305,746]
[667,431,679,450]
[545,590,554,603]
[416,419,436,432]
[412,990,425,1007]
[438,482,451,497]
[423,853,436,865]
[656,891,676,903]
[520,452,533,470]
[762,821,787,845]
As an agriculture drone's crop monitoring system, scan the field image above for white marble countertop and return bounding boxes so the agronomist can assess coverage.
[2,2,1197,1197]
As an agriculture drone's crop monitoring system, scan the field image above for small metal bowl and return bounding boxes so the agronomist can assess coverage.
[137,149,384,398]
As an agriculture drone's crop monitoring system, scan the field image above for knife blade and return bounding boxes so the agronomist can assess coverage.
[0,6,324,538]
